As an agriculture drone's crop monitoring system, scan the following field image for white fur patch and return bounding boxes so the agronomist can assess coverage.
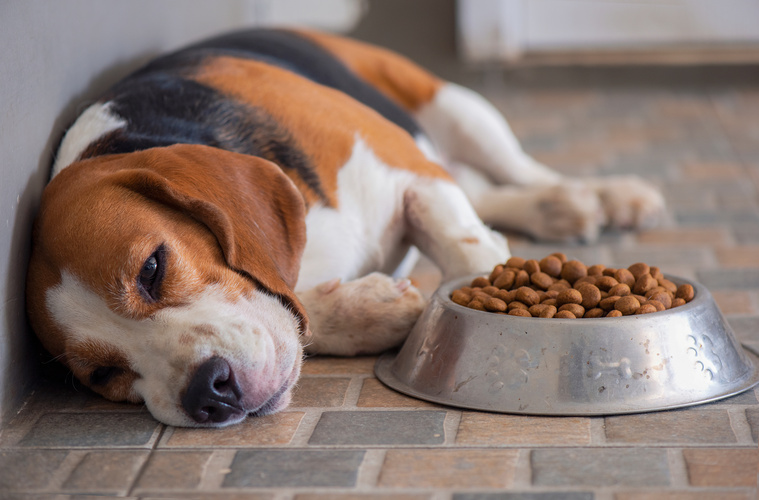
[416,82,562,186]
[46,271,302,427]
[297,137,418,290]
[414,133,442,163]
[52,102,126,177]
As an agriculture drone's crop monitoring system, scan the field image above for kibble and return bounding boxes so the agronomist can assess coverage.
[676,284,694,302]
[576,283,602,309]
[484,297,507,312]
[554,310,576,319]
[523,259,541,275]
[561,260,588,284]
[452,256,697,318]
[615,296,640,316]
[540,256,563,277]
[556,288,583,306]
[559,303,586,318]
[493,269,516,289]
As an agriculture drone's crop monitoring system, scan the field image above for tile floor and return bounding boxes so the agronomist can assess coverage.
[2,70,759,499]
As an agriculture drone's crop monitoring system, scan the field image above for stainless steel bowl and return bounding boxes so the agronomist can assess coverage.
[375,275,759,415]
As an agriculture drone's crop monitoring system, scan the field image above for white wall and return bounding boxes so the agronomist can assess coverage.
[0,0,364,428]
[459,0,759,62]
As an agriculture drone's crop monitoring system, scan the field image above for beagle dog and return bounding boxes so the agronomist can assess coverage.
[27,29,664,427]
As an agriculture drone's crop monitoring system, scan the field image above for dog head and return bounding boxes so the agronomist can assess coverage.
[27,144,308,427]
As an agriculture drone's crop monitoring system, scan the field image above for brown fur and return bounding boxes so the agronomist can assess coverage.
[193,55,450,207]
[295,29,443,112]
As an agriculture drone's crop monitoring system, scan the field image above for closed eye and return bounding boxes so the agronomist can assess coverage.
[137,244,167,302]
[89,366,122,386]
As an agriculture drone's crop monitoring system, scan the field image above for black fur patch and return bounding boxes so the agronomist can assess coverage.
[140,29,422,137]
[87,73,326,201]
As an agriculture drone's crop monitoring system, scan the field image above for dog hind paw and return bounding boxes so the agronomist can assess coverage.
[589,176,666,231]
[527,182,606,243]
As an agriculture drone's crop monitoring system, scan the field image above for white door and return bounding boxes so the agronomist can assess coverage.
[458,0,759,62]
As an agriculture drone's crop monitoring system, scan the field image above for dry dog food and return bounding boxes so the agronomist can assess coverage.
[451,254,696,318]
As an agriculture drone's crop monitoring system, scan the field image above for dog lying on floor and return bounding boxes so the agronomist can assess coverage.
[26,29,665,427]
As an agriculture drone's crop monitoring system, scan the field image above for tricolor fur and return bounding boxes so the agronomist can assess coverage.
[28,28,665,427]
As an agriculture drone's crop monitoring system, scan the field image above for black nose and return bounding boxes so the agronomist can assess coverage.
[182,357,243,424]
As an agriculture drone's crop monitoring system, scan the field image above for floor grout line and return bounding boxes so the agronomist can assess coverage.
[197,448,237,490]
[666,447,691,488]
[343,375,367,408]
[44,449,88,493]
[288,409,323,447]
[443,410,462,447]
[511,448,533,489]
[590,417,607,445]
[727,406,756,445]
[354,448,386,489]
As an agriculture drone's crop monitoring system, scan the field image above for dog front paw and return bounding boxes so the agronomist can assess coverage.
[300,273,426,356]
[588,176,666,230]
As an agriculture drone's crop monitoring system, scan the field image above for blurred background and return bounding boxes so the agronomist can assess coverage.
[1,0,758,429]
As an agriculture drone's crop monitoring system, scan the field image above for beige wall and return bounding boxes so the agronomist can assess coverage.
[0,0,263,428]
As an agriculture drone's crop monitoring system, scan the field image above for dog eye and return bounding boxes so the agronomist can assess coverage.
[137,246,166,301]
[141,256,158,281]
[90,366,121,386]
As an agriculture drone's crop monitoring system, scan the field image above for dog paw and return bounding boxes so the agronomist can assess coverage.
[299,273,426,356]
[526,182,606,243]
[588,176,666,230]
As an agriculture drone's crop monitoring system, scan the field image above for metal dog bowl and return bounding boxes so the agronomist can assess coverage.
[375,275,759,415]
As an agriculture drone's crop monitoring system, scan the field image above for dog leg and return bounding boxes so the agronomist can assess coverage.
[416,82,563,186]
[452,163,605,243]
[403,178,510,281]
[298,273,427,356]
[417,83,665,239]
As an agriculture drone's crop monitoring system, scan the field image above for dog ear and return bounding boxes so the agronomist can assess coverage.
[111,144,309,331]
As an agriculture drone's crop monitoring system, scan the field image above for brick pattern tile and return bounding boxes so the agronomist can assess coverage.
[377,449,518,488]
[19,412,160,448]
[297,495,431,500]
[616,492,754,500]
[0,450,68,490]
[134,451,213,491]
[456,413,591,446]
[301,356,377,375]
[710,290,758,315]
[716,246,759,268]
[727,315,759,343]
[291,377,351,407]
[140,494,274,500]
[357,378,438,408]
[605,409,737,444]
[636,228,732,246]
[697,269,759,290]
[223,449,365,488]
[62,450,148,494]
[682,448,758,487]
[454,494,594,500]
[308,411,446,445]
[531,449,670,487]
[164,412,304,447]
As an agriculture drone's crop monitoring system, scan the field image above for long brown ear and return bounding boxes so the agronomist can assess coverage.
[110,144,308,331]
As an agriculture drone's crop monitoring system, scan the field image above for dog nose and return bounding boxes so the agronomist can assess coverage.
[182,357,243,424]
